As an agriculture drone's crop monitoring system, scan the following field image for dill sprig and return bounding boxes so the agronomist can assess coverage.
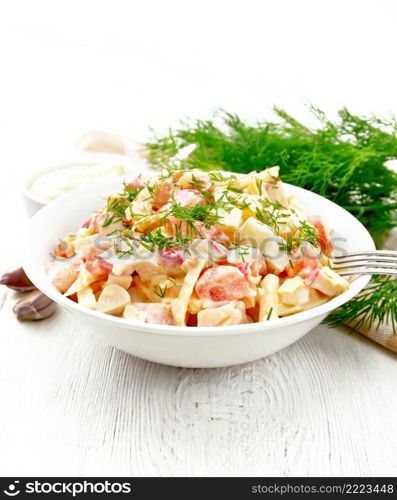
[114,227,192,255]
[147,106,397,244]
[325,277,397,333]
[281,220,320,253]
[255,199,290,235]
[189,174,213,201]
[154,278,176,299]
[102,182,143,227]
[141,228,192,252]
[209,172,236,183]
[160,196,223,228]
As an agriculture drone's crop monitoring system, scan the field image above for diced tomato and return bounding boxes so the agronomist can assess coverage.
[195,266,251,302]
[81,217,92,229]
[237,262,250,278]
[85,256,111,278]
[54,238,75,258]
[172,171,186,181]
[308,215,332,256]
[285,258,321,286]
[230,251,267,277]
[97,257,113,274]
[152,180,172,209]
[68,293,78,303]
[186,312,198,327]
[195,222,230,245]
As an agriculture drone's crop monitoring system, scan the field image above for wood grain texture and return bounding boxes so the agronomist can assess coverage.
[0,288,396,477]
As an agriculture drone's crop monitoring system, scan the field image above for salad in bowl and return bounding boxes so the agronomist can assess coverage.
[50,167,349,327]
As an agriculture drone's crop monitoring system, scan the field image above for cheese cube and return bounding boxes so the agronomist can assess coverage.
[311,266,349,297]
[278,277,310,305]
[239,217,274,247]
[96,284,131,315]
[106,273,132,290]
[77,286,97,309]
[218,207,243,230]
[197,303,244,327]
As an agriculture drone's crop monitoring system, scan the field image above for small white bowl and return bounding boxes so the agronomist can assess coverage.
[23,178,375,368]
[22,152,139,217]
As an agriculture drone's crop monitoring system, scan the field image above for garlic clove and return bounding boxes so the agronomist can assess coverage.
[0,267,36,292]
[13,290,57,321]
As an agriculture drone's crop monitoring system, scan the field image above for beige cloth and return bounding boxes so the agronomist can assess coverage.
[347,230,397,353]
[351,321,397,353]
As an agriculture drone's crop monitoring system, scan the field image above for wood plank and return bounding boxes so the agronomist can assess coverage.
[0,291,396,476]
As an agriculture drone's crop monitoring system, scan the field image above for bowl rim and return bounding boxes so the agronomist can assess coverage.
[22,152,136,205]
[23,177,375,337]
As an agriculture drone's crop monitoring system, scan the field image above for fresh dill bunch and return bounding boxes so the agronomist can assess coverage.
[147,106,397,245]
[325,277,397,333]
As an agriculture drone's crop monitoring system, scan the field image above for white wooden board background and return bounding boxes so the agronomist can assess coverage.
[1,0,397,477]
[1,285,396,477]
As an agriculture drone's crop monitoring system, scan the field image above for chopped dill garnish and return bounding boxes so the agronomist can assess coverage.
[266,307,273,320]
[239,246,250,262]
[255,199,289,235]
[227,186,244,194]
[154,283,168,298]
[160,198,223,228]
[281,220,320,253]
[102,182,143,227]
[154,278,177,299]
[209,172,236,183]
[325,277,397,334]
[188,174,213,201]
[141,228,192,252]
[255,178,263,196]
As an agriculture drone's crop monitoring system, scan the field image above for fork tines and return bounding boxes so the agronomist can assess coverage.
[332,250,397,276]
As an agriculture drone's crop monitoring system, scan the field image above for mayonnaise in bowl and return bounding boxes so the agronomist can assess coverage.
[30,162,128,202]
[23,153,141,216]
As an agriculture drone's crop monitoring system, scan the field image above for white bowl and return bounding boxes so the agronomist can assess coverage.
[23,178,375,368]
[22,152,138,217]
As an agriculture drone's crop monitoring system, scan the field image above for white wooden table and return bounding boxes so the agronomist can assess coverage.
[0,284,396,477]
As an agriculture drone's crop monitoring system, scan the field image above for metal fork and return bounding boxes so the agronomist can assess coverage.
[332,250,397,276]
